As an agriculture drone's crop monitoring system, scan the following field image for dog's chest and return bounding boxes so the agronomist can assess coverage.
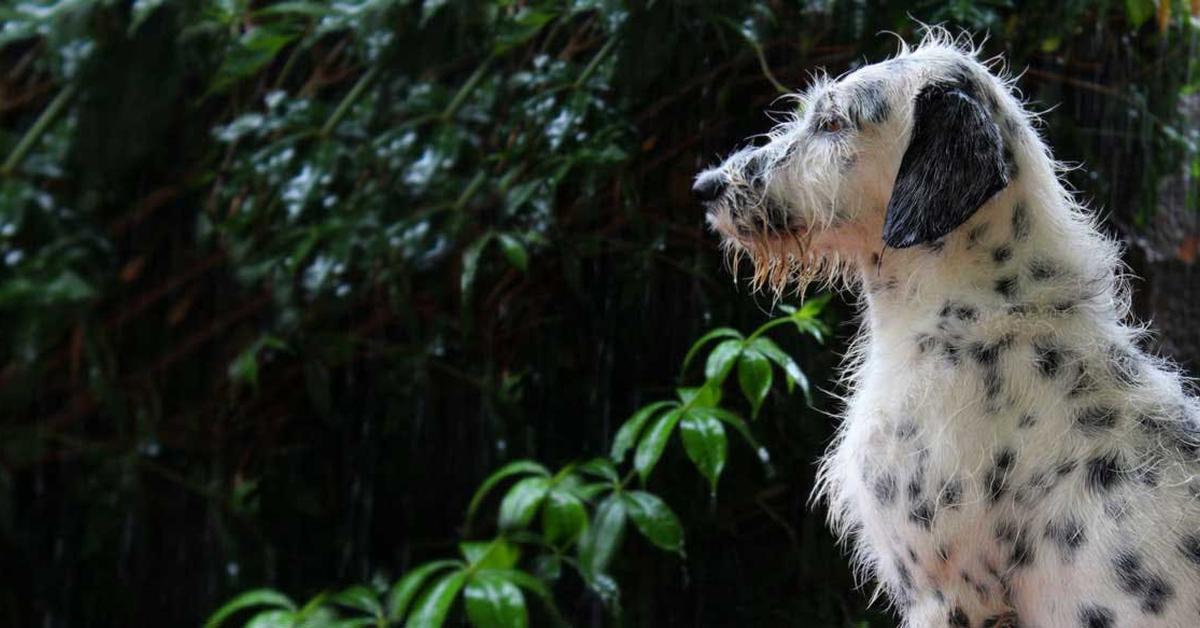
[832,321,1101,590]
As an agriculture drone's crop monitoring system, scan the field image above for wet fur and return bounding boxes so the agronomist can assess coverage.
[699,29,1200,628]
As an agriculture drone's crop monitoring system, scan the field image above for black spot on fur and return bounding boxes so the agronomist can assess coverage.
[939,478,963,509]
[1011,202,1030,241]
[916,333,938,354]
[1028,258,1061,281]
[1084,453,1123,494]
[1075,406,1118,434]
[895,554,914,591]
[922,238,946,254]
[949,606,970,627]
[986,449,1016,502]
[1179,534,1200,566]
[873,474,897,506]
[1112,550,1175,614]
[894,419,918,440]
[1032,338,1064,379]
[971,336,1012,367]
[1009,533,1036,568]
[994,275,1019,300]
[849,80,891,125]
[1045,516,1087,559]
[982,614,1017,628]
[1078,605,1114,628]
[1018,413,1036,428]
[909,500,934,530]
[1137,406,1200,454]
[966,223,989,249]
[1069,363,1099,398]
[1106,344,1141,388]
[991,245,1012,264]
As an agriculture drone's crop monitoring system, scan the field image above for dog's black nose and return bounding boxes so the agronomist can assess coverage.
[692,172,727,203]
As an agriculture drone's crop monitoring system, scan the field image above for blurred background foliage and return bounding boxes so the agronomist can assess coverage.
[0,0,1197,626]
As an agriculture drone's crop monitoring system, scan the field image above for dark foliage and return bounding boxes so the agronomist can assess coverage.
[0,0,1196,626]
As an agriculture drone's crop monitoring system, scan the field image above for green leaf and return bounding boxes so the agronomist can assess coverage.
[254,2,338,18]
[704,338,743,381]
[246,609,296,628]
[679,410,727,494]
[496,233,528,272]
[461,232,494,302]
[681,327,742,374]
[749,337,810,404]
[498,476,551,530]
[466,460,550,525]
[387,560,463,622]
[736,349,773,418]
[571,482,611,502]
[478,569,566,627]
[405,570,468,628]
[464,572,528,628]
[633,407,684,482]
[676,384,720,408]
[692,407,772,477]
[1126,0,1155,28]
[578,493,627,578]
[577,457,618,482]
[610,400,675,463]
[205,589,297,628]
[542,489,588,545]
[211,26,299,94]
[228,347,260,389]
[620,490,684,554]
[331,585,383,618]
[460,539,520,570]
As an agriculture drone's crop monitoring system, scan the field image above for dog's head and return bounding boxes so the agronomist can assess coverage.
[696,36,1015,296]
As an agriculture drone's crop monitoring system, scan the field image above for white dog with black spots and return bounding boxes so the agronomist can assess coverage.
[695,30,1200,628]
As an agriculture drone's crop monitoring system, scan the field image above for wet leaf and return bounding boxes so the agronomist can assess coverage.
[634,407,683,482]
[205,589,296,628]
[620,490,683,553]
[331,585,382,618]
[498,476,551,530]
[749,337,810,403]
[610,400,675,463]
[736,349,772,418]
[405,570,468,628]
[464,571,528,628]
[704,338,743,381]
[542,488,588,545]
[679,410,727,493]
[681,327,742,374]
[578,493,626,578]
[496,233,528,272]
[466,460,550,524]
[387,561,463,622]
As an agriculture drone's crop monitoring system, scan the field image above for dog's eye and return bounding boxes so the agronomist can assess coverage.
[818,116,846,134]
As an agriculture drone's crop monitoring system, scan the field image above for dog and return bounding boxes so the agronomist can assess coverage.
[695,31,1200,628]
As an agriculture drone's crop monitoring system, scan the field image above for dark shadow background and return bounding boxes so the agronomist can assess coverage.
[0,1,1196,626]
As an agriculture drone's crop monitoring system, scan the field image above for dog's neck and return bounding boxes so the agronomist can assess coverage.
[856,184,1125,349]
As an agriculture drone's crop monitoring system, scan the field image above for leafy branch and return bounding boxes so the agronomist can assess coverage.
[205,297,831,628]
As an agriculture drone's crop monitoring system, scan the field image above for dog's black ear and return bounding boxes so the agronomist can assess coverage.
[882,79,1009,248]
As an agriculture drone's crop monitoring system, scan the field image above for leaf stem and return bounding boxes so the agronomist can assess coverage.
[320,65,379,137]
[573,35,618,90]
[442,56,493,122]
[2,82,78,177]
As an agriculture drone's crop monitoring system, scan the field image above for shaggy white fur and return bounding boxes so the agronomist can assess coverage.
[697,30,1200,628]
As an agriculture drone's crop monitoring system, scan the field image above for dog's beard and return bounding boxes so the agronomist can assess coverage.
[710,207,853,301]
